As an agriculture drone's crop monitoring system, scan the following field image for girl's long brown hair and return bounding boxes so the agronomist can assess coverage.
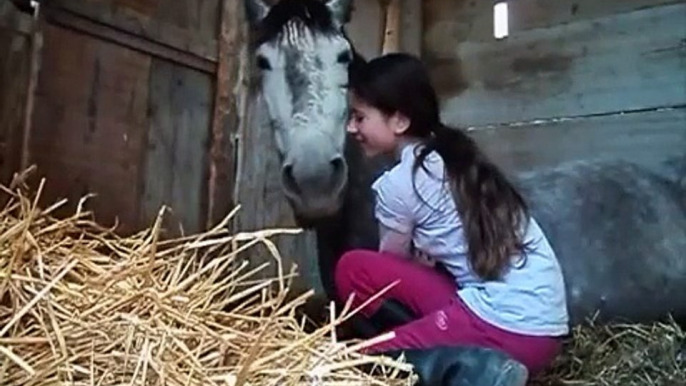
[350,53,531,280]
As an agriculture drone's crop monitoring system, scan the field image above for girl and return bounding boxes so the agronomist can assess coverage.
[336,53,570,379]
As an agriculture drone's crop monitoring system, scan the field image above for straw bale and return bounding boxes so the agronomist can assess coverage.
[0,168,416,386]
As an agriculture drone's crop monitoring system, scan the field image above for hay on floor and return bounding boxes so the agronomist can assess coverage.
[0,169,416,386]
[533,315,685,386]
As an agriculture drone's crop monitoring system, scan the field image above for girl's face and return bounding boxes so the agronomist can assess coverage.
[346,93,410,158]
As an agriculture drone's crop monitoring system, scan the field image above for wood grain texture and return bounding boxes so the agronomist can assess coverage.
[50,0,220,61]
[346,0,384,58]
[0,29,31,185]
[437,3,686,127]
[508,0,685,33]
[29,24,151,234]
[399,0,422,56]
[346,0,421,59]
[423,0,493,47]
[45,8,216,73]
[140,58,212,236]
[0,1,33,35]
[381,0,401,54]
[470,108,686,178]
[422,0,686,96]
[207,0,246,228]
[423,0,683,47]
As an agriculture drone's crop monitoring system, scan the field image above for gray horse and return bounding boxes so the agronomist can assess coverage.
[243,0,686,330]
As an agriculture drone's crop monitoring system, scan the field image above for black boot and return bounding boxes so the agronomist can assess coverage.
[378,346,529,386]
[367,299,416,330]
[344,299,417,339]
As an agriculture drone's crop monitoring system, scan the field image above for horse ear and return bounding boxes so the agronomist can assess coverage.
[325,0,353,26]
[244,0,270,26]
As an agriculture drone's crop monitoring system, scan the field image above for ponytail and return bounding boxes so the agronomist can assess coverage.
[414,124,531,281]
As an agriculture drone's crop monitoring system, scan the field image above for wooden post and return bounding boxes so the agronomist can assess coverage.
[206,0,243,230]
[19,2,44,172]
[381,0,402,54]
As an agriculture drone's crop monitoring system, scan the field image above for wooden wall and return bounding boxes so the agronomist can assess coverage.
[424,0,686,177]
[0,3,32,187]
[0,0,241,237]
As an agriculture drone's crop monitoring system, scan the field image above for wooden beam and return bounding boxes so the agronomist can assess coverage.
[400,0,422,56]
[0,25,31,186]
[206,0,244,228]
[51,0,218,63]
[381,0,401,54]
[19,4,44,172]
[0,2,33,35]
[470,107,686,176]
[346,0,384,58]
[44,7,217,74]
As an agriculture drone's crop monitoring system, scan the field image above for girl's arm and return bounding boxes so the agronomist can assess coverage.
[379,223,436,267]
[378,223,413,259]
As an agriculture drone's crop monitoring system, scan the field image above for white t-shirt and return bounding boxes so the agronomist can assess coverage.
[371,142,570,336]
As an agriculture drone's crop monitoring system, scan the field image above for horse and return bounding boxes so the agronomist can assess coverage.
[242,0,686,329]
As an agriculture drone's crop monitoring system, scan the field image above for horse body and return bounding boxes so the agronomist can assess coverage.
[243,0,686,327]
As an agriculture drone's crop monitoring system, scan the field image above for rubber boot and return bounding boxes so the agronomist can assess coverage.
[367,299,416,330]
[378,346,529,386]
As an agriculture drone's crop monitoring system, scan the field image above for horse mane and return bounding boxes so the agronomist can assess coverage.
[251,0,340,47]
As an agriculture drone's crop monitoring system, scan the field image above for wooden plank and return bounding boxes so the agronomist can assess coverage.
[0,1,33,35]
[400,0,422,56]
[45,7,216,74]
[0,30,31,185]
[29,23,151,234]
[470,108,686,178]
[422,0,684,95]
[51,0,219,62]
[19,5,46,173]
[436,3,686,127]
[509,0,685,34]
[347,0,384,58]
[348,0,421,58]
[422,0,682,48]
[140,59,213,236]
[207,0,245,228]
[422,0,493,96]
[381,0,401,54]
[154,0,221,45]
[423,0,494,47]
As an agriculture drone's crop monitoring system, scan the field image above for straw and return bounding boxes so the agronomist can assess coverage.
[531,313,685,386]
[0,170,416,386]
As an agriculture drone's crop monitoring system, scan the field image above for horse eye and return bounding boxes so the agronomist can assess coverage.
[256,55,271,70]
[337,50,352,64]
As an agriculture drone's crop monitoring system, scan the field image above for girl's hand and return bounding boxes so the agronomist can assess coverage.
[414,250,436,268]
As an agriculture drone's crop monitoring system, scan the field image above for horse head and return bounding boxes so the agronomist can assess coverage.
[244,0,361,226]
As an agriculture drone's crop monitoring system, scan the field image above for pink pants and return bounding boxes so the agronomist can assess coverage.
[334,249,562,376]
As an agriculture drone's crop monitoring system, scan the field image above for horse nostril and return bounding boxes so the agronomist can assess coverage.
[330,157,347,191]
[331,157,344,172]
[282,164,301,196]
